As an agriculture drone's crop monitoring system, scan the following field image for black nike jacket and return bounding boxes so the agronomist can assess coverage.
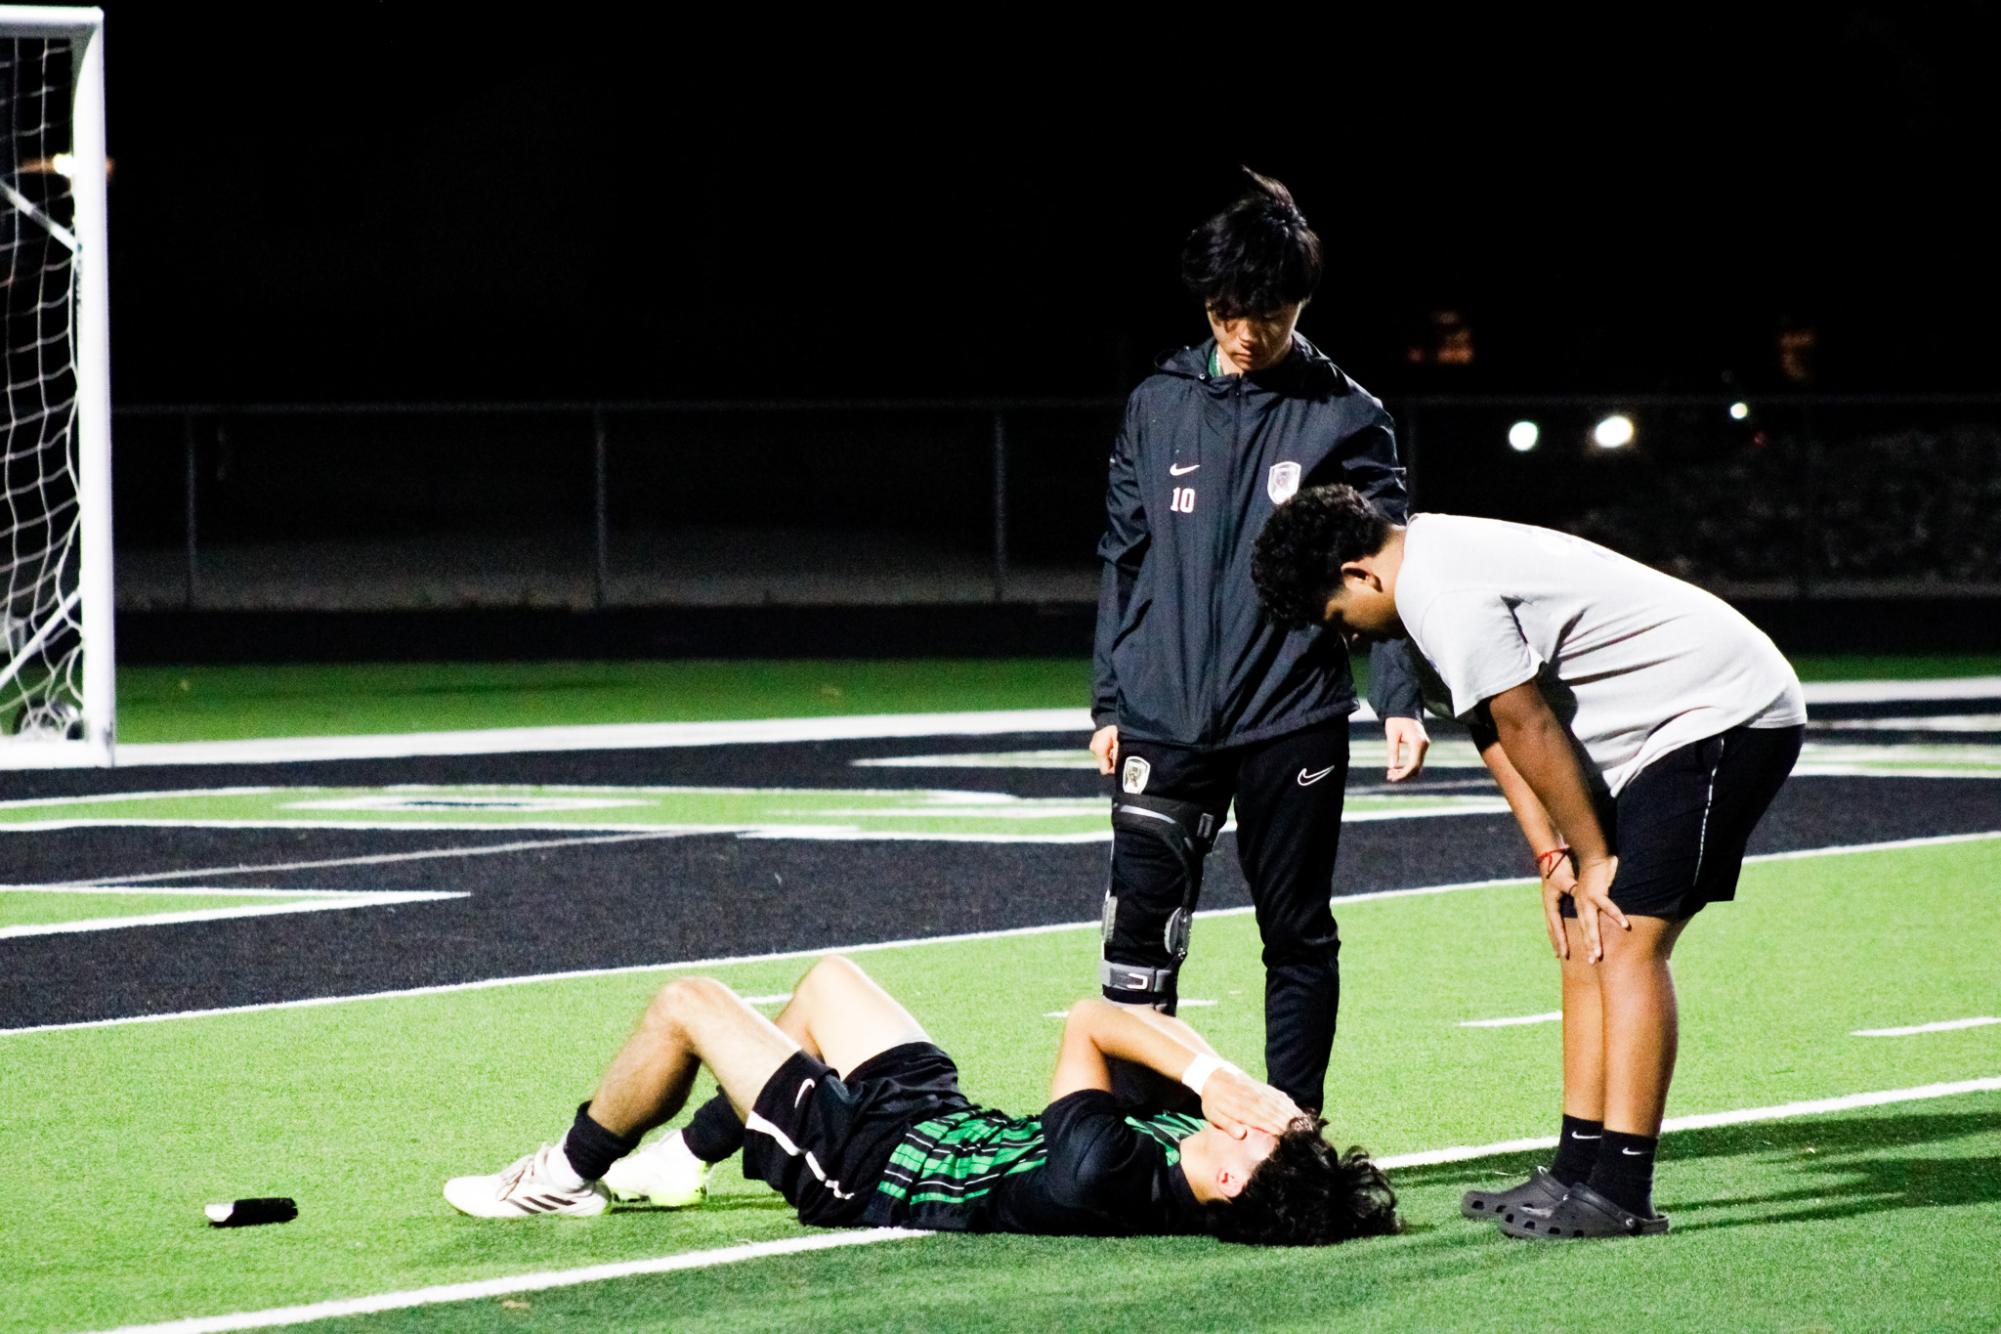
[1091,335,1420,749]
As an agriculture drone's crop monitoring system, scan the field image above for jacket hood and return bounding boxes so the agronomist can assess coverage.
[1152,334,1356,397]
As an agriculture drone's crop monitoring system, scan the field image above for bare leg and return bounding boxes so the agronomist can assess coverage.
[1596,916,1690,1135]
[767,955,930,1076]
[1560,918,1606,1121]
[586,977,800,1140]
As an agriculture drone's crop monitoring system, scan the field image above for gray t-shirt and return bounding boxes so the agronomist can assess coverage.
[1395,514,1805,795]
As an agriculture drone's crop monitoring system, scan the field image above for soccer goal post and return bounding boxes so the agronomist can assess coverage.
[0,5,111,767]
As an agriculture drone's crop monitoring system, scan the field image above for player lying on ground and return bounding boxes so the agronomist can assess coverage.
[1252,485,1804,1241]
[445,955,1401,1245]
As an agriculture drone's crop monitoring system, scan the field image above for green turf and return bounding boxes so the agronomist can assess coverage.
[9,838,1998,1331]
[0,890,301,930]
[112,654,2001,743]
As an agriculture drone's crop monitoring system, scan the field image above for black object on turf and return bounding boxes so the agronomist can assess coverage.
[207,1197,298,1227]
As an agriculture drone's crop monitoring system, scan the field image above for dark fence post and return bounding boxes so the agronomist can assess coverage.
[592,406,609,611]
[992,410,1009,603]
[182,413,200,609]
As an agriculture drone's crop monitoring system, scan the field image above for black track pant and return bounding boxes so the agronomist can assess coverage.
[1102,721,1349,1112]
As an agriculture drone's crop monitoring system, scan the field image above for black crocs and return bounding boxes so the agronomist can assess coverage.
[1460,1166,1567,1220]
[1499,1180,1670,1240]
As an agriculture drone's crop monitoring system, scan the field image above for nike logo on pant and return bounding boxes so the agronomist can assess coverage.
[1296,765,1337,786]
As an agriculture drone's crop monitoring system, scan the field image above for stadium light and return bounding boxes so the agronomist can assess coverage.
[1592,414,1635,449]
[1508,420,1540,452]
[1729,401,1750,420]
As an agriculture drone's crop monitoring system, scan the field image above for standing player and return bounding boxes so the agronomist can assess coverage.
[1090,168,1428,1114]
[1251,484,1806,1239]
[444,955,1401,1245]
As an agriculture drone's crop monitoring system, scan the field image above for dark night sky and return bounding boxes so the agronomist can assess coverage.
[93,4,2000,404]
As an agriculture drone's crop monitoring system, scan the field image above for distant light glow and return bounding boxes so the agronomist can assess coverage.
[1729,401,1750,420]
[50,152,74,179]
[1592,414,1636,449]
[1507,420,1540,452]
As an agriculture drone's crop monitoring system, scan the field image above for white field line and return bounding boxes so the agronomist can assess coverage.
[95,677,2001,769]
[1803,677,2001,704]
[1458,1012,1562,1028]
[0,891,467,940]
[5,884,371,898]
[1853,1017,2001,1038]
[88,1076,2001,1334]
[10,828,1998,1041]
[45,830,699,889]
[1376,1075,2001,1170]
[89,1229,932,1334]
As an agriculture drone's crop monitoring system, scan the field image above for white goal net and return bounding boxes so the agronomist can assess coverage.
[0,5,110,767]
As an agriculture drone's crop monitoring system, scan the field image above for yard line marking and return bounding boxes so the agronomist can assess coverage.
[96,678,2001,768]
[88,1228,931,1334]
[1852,1017,2001,1037]
[0,890,466,940]
[10,828,1997,1039]
[1810,713,2001,732]
[0,786,276,809]
[1801,676,2001,704]
[44,830,697,888]
[86,1077,2001,1334]
[1376,1076,2001,1169]
[1459,1012,1562,1028]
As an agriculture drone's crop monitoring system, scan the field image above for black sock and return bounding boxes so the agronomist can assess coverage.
[562,1102,640,1183]
[1549,1114,1604,1186]
[1587,1130,1659,1215]
[681,1089,746,1163]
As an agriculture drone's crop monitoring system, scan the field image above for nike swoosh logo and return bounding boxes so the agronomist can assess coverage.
[1296,765,1337,786]
[1569,1131,1603,1141]
[1169,463,1200,476]
[1620,1147,1648,1156]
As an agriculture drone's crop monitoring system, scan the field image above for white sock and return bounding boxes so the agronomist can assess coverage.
[660,1129,708,1174]
[548,1142,590,1191]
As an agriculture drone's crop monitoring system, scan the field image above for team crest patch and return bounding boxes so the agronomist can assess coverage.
[1267,461,1301,505]
[1121,755,1151,794]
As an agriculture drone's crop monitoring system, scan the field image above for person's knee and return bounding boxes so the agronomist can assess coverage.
[646,976,733,1038]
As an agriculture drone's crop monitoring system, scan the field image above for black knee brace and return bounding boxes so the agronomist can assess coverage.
[1100,792,1221,1006]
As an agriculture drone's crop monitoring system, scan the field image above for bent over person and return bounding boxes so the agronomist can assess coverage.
[1252,484,1805,1241]
[445,956,1400,1245]
[1091,168,1428,1113]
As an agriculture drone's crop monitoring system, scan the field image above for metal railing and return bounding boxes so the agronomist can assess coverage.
[111,393,2001,612]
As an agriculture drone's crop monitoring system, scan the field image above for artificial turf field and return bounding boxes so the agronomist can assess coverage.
[5,657,1999,1332]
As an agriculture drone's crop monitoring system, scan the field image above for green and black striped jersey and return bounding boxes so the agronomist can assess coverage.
[859,1089,1212,1235]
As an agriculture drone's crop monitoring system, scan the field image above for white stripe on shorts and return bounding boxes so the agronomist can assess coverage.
[746,1107,856,1202]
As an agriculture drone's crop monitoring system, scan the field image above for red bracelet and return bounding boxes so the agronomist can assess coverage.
[1535,846,1570,877]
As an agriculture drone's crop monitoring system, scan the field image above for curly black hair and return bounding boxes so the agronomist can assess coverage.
[1213,1115,1403,1247]
[1251,483,1393,630]
[1181,167,1323,320]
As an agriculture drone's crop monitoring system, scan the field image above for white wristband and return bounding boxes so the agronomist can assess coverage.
[1180,1054,1237,1096]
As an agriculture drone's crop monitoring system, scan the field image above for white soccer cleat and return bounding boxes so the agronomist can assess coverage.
[601,1130,712,1208]
[443,1144,609,1218]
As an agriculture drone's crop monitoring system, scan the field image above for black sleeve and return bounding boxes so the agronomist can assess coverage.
[1038,1089,1162,1220]
[1335,411,1423,721]
[1091,403,1149,728]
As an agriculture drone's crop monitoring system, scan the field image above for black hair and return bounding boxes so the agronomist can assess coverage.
[1213,1116,1403,1247]
[1251,483,1394,630]
[1180,167,1323,319]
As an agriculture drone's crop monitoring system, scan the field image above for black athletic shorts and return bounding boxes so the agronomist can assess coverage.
[741,1041,972,1227]
[1561,723,1804,922]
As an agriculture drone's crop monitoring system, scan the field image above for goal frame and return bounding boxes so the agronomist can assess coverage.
[0,4,112,767]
